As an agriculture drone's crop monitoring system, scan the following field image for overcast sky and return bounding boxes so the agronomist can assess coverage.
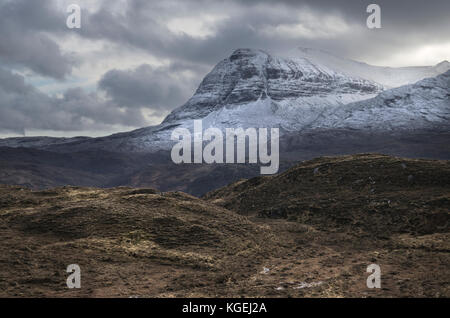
[0,0,449,137]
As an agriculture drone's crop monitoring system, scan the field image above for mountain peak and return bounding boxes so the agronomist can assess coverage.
[162,49,382,126]
[435,60,450,72]
[228,48,268,61]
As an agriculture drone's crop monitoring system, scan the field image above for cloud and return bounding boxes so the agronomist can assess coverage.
[0,60,198,134]
[2,0,450,79]
[98,64,192,111]
[73,0,450,67]
[0,0,76,79]
[0,67,146,134]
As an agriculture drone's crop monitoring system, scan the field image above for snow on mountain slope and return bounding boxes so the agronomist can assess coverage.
[19,48,384,153]
[0,48,448,154]
[289,47,450,88]
[315,70,450,131]
[163,48,382,124]
[63,69,447,153]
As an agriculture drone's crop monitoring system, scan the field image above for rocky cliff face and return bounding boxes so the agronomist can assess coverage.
[163,48,382,124]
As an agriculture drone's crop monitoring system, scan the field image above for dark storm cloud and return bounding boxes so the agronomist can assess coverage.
[77,0,450,65]
[2,0,449,76]
[98,64,193,110]
[0,0,76,79]
[0,67,146,134]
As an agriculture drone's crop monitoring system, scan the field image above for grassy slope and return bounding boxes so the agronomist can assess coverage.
[0,154,448,297]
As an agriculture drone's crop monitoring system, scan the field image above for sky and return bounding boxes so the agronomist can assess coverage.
[0,0,449,138]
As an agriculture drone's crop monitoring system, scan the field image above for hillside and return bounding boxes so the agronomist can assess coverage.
[0,186,275,297]
[316,70,450,131]
[289,47,450,88]
[205,154,450,235]
[0,154,449,297]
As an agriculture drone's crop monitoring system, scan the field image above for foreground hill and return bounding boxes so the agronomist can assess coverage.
[205,154,450,236]
[0,186,275,297]
[0,154,449,297]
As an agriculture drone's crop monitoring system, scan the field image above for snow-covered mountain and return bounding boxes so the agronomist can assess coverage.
[1,48,449,153]
[33,49,384,152]
[163,48,382,124]
[288,47,450,88]
[315,69,450,131]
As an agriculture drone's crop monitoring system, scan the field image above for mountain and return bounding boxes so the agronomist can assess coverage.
[15,48,450,153]
[163,48,382,124]
[0,48,384,153]
[308,69,450,131]
[289,47,450,88]
[1,48,449,154]
[0,48,448,195]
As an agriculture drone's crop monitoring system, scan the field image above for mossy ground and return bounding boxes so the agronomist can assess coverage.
[0,154,448,297]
